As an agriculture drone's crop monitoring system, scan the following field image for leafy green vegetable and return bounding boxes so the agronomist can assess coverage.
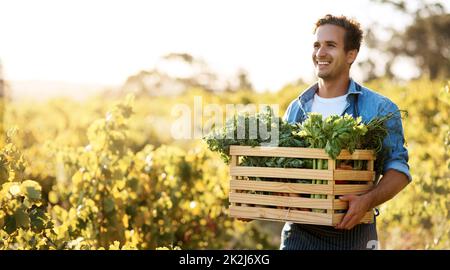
[204,106,308,165]
[297,113,368,159]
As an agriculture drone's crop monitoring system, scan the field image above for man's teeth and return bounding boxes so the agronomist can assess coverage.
[318,61,330,64]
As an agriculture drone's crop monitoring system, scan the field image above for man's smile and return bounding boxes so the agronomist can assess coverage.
[315,60,331,69]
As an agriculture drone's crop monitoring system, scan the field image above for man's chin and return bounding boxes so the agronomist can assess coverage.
[316,72,330,79]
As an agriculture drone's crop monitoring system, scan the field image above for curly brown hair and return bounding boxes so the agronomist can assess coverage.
[313,14,363,52]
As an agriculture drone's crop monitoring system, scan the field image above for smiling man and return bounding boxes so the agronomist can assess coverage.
[280,14,411,250]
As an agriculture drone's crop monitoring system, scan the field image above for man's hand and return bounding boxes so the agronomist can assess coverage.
[335,194,372,230]
[335,169,409,230]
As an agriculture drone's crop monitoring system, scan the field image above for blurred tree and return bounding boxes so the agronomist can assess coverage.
[225,68,254,93]
[236,69,253,91]
[357,57,378,82]
[361,0,450,81]
[121,53,216,96]
[120,53,255,97]
[161,53,220,92]
[122,69,187,97]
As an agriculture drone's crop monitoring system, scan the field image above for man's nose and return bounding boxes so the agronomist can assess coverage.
[315,46,327,58]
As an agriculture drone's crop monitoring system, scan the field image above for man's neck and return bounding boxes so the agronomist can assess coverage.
[317,76,350,98]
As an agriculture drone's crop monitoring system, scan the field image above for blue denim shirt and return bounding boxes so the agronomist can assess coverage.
[283,79,411,182]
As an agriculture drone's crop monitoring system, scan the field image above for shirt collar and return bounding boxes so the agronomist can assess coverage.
[298,78,362,105]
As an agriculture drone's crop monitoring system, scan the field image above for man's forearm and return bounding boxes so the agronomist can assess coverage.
[363,169,410,209]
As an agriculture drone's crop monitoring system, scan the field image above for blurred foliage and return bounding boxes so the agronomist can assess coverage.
[362,0,449,81]
[365,79,449,249]
[0,77,449,249]
[120,53,255,97]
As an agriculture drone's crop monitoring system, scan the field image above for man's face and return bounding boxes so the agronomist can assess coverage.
[312,24,356,80]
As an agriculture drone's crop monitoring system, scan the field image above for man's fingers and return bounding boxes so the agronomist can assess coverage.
[336,195,358,228]
[338,209,365,230]
[339,194,355,202]
[337,199,361,229]
[341,215,359,230]
[337,211,354,229]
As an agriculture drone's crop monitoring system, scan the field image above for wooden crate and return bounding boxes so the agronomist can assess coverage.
[228,145,376,226]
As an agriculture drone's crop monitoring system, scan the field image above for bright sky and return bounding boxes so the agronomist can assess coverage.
[0,0,424,92]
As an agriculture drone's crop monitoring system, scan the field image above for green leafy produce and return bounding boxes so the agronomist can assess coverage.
[205,109,397,169]
[204,106,309,167]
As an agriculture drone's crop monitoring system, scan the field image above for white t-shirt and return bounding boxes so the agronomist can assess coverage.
[311,93,349,119]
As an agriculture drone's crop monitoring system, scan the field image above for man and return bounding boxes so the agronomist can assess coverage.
[280,14,411,250]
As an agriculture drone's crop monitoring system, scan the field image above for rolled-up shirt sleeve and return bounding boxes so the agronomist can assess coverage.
[381,101,412,182]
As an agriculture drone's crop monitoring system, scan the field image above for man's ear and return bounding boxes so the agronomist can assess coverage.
[347,49,358,65]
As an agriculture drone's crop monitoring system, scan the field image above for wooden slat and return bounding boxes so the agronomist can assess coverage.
[230,146,375,160]
[230,166,333,180]
[334,170,375,181]
[328,159,336,171]
[333,199,349,210]
[333,184,373,195]
[230,179,333,194]
[230,155,238,207]
[327,159,335,215]
[367,160,374,171]
[229,205,332,226]
[332,211,374,225]
[229,192,332,209]
[336,150,376,160]
[230,146,330,159]
[367,160,375,181]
